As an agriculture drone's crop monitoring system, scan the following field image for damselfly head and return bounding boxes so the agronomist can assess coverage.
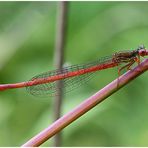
[137,45,148,57]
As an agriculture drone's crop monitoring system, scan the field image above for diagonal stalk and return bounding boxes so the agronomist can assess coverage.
[22,59,148,147]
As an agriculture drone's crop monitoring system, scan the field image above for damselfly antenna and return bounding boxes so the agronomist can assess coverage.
[137,44,145,51]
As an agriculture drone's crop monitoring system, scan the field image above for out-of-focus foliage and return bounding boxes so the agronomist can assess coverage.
[0,1,148,146]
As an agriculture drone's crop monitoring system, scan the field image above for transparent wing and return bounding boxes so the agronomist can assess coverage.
[26,56,112,97]
[26,72,95,97]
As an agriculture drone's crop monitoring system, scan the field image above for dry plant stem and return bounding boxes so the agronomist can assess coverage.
[22,59,148,147]
[53,1,68,146]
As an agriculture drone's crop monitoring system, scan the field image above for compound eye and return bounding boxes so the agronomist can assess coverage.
[139,49,146,56]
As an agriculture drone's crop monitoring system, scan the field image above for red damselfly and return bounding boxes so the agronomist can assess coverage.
[0,45,148,97]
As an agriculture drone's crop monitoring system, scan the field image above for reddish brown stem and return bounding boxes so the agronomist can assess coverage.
[22,59,148,147]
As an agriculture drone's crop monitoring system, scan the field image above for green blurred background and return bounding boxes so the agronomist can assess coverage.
[0,1,148,146]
